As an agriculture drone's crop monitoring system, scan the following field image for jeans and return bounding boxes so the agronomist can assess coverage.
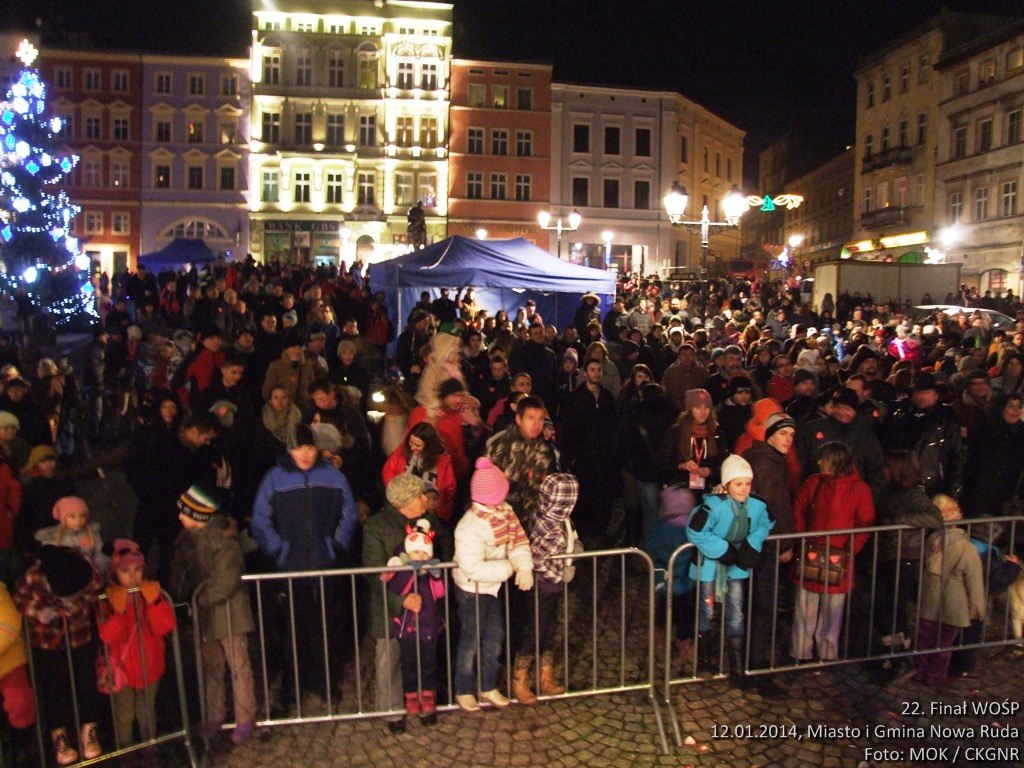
[698,579,745,637]
[400,637,437,693]
[515,588,562,658]
[636,480,662,548]
[454,588,503,696]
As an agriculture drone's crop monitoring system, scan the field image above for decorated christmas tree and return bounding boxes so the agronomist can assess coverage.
[0,38,94,330]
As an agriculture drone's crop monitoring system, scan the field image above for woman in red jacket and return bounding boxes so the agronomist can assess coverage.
[382,422,456,523]
[790,442,875,662]
[97,540,176,749]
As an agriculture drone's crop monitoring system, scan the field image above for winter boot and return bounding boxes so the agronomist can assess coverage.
[51,728,78,766]
[538,652,566,696]
[420,690,437,715]
[404,692,422,715]
[696,633,718,673]
[80,722,102,759]
[727,636,748,688]
[512,656,538,704]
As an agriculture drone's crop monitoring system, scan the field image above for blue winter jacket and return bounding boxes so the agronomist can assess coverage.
[250,454,359,571]
[686,493,773,582]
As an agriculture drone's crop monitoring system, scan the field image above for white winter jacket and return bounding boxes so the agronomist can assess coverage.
[452,503,533,596]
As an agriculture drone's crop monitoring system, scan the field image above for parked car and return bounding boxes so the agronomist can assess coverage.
[911,305,1017,331]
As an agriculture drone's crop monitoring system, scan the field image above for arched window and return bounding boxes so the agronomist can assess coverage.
[160,218,230,240]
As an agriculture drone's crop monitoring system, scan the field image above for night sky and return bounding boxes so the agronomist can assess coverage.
[9,0,1023,181]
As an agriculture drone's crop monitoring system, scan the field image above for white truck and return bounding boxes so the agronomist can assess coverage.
[810,261,961,311]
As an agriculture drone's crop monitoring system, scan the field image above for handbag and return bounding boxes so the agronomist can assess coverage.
[797,541,849,586]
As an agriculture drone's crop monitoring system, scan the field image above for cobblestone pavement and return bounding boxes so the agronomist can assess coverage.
[78,474,1024,768]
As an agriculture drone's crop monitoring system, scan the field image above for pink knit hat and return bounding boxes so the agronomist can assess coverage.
[110,538,145,571]
[470,457,510,506]
[52,496,89,524]
[684,388,712,410]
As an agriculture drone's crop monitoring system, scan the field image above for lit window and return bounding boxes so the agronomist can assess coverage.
[187,121,205,144]
[262,170,279,202]
[111,161,129,187]
[467,83,485,107]
[154,164,171,188]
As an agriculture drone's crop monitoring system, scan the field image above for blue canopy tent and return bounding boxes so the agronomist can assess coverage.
[138,238,218,268]
[369,236,616,339]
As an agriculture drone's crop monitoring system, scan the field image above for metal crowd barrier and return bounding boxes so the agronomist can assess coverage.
[660,515,1023,748]
[190,548,670,754]
[20,588,198,768]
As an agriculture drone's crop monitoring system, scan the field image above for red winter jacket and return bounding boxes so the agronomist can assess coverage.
[381,449,456,522]
[0,462,21,551]
[98,589,176,691]
[791,470,875,594]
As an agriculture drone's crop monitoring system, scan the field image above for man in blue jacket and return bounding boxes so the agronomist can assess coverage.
[251,422,359,711]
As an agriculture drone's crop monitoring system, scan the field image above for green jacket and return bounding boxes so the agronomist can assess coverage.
[362,505,447,640]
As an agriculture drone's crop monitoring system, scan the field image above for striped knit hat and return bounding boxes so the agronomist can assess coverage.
[470,457,509,506]
[177,485,220,523]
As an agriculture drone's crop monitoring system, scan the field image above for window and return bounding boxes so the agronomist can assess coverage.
[489,172,507,199]
[1002,181,1017,217]
[516,130,532,157]
[467,83,485,108]
[358,115,376,146]
[491,128,508,155]
[948,191,963,223]
[221,75,237,96]
[328,54,345,87]
[421,117,438,148]
[702,147,709,172]
[112,117,129,140]
[219,166,235,191]
[85,212,103,234]
[357,171,375,205]
[516,87,532,110]
[603,178,620,208]
[978,118,993,152]
[866,81,874,108]
[293,171,310,203]
[55,67,72,89]
[466,171,483,199]
[881,125,890,152]
[1008,49,1024,74]
[955,70,969,96]
[1009,110,1022,145]
[863,188,872,213]
[467,127,484,154]
[295,51,313,86]
[604,126,620,155]
[85,116,101,140]
[264,54,280,85]
[953,125,966,159]
[915,174,924,206]
[979,60,996,86]
[635,128,651,157]
[634,180,650,210]
[865,133,873,157]
[917,112,927,145]
[899,63,909,93]
[492,85,508,109]
[187,120,204,144]
[358,58,377,89]
[111,161,129,188]
[572,177,589,207]
[188,74,205,96]
[918,54,930,84]
[188,165,204,190]
[876,180,889,207]
[515,173,531,202]
[395,116,414,146]
[726,158,733,182]
[715,152,721,177]
[326,114,344,146]
[112,70,129,92]
[882,72,891,101]
[84,69,101,90]
[294,112,312,145]
[219,119,237,144]
[572,124,590,152]
[397,61,414,89]
[262,112,280,143]
[326,172,343,204]
[154,164,170,188]
[896,176,907,206]
[155,72,171,94]
[421,63,438,91]
[395,173,413,206]
[680,136,688,163]
[261,170,279,202]
[898,118,908,147]
[975,187,988,221]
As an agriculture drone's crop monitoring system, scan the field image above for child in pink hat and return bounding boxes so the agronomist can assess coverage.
[34,496,108,574]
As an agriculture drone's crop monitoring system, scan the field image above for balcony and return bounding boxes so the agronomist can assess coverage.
[860,205,910,230]
[861,145,914,173]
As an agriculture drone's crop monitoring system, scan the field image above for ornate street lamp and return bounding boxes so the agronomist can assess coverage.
[537,209,582,259]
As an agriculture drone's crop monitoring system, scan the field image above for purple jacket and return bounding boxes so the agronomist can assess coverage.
[387,553,445,641]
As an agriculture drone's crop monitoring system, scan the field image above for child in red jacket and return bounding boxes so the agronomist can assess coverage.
[97,539,175,749]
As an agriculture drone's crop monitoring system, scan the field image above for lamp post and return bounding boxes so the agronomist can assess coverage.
[537,209,582,259]
[601,230,614,270]
[786,233,804,273]
[663,182,748,319]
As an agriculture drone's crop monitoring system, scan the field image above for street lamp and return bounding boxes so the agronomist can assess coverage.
[663,182,748,319]
[475,228,488,240]
[601,230,614,270]
[537,209,582,259]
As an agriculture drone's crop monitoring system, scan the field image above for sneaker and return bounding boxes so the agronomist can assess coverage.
[51,729,78,766]
[480,689,511,708]
[455,694,481,712]
[386,718,407,734]
[404,692,421,716]
[421,690,436,715]
[231,722,255,745]
[80,722,102,760]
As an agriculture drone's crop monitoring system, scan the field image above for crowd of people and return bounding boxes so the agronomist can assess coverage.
[0,257,1023,764]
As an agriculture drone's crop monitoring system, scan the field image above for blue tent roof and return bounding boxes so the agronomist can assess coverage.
[369,236,616,293]
[139,238,218,267]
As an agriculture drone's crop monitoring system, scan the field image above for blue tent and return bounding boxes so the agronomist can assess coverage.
[139,238,218,268]
[368,236,616,336]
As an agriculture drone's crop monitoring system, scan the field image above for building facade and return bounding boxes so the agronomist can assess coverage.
[248,0,452,266]
[783,148,855,267]
[140,55,250,259]
[550,84,744,276]
[448,59,552,242]
[934,19,1024,294]
[40,48,143,276]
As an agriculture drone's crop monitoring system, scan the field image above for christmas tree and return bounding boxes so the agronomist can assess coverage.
[0,38,95,330]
